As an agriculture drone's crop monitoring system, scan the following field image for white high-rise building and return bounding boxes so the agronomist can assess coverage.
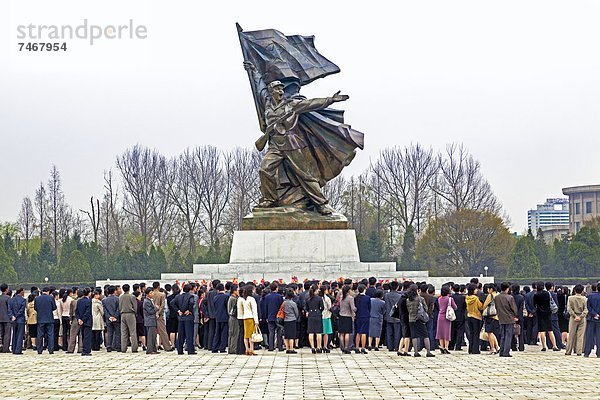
[527,198,569,241]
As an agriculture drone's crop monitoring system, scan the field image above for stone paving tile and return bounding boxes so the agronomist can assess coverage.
[0,347,598,399]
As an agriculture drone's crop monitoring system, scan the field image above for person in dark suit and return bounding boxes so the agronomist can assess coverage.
[583,283,600,358]
[546,282,564,350]
[102,286,121,352]
[264,282,284,351]
[76,288,93,356]
[211,284,229,353]
[34,287,57,354]
[205,280,219,351]
[0,283,12,353]
[143,288,158,354]
[511,284,525,351]
[365,277,378,298]
[524,284,538,345]
[383,281,402,352]
[533,281,559,351]
[8,288,26,354]
[449,284,466,351]
[354,284,371,354]
[173,284,196,355]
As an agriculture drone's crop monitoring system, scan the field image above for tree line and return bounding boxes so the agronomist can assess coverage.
[1,142,599,284]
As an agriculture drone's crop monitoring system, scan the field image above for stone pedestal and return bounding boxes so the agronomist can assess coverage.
[242,207,348,230]
[95,229,493,288]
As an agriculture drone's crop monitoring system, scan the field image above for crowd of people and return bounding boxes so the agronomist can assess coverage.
[0,277,598,358]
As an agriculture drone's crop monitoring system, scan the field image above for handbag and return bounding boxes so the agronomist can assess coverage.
[330,300,340,318]
[389,301,400,319]
[482,295,497,317]
[276,302,285,326]
[479,325,488,341]
[549,292,558,314]
[416,299,429,323]
[445,297,456,322]
[251,326,263,343]
[513,323,521,336]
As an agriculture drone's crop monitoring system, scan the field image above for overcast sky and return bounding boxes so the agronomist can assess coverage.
[1,0,599,233]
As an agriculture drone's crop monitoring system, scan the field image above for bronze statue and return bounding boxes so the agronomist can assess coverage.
[237,24,364,216]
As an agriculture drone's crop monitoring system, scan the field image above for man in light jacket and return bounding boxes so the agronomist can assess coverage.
[495,282,518,357]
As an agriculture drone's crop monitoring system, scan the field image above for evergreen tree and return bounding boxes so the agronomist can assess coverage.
[169,249,189,273]
[568,227,600,277]
[113,248,134,280]
[534,228,550,275]
[61,249,93,283]
[359,231,382,262]
[399,225,417,270]
[84,242,106,280]
[148,246,168,278]
[0,244,18,283]
[509,236,541,278]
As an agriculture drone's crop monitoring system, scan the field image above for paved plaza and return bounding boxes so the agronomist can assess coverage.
[1,347,598,400]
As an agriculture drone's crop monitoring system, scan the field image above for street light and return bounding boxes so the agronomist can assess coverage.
[484,266,488,277]
[44,277,49,283]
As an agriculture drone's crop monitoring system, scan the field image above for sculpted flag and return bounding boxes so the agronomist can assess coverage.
[238,24,364,205]
[238,27,341,88]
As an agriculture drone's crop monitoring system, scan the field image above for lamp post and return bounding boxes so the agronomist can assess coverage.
[484,266,488,277]
[44,277,49,284]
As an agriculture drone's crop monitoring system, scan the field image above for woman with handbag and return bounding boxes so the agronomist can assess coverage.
[465,284,483,354]
[406,284,434,357]
[237,286,259,355]
[482,283,500,355]
[533,281,559,351]
[436,286,457,354]
[320,286,333,352]
[283,289,299,354]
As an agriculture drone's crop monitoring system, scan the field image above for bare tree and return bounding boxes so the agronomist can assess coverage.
[99,169,123,263]
[195,146,232,252]
[81,197,101,243]
[47,165,72,256]
[34,182,46,243]
[153,155,177,248]
[116,145,161,251]
[372,144,438,234]
[226,147,261,231]
[435,143,501,215]
[18,196,36,256]
[164,149,203,255]
[322,176,347,212]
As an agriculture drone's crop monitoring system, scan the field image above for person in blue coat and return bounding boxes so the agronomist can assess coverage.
[583,283,600,357]
[8,288,27,354]
[211,284,229,353]
[76,288,93,356]
[34,287,57,354]
[264,282,284,351]
[368,290,386,350]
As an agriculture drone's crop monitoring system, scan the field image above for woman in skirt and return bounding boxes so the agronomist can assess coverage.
[283,289,299,354]
[338,285,356,354]
[320,286,333,352]
[406,284,434,358]
[368,290,386,350]
[306,284,325,353]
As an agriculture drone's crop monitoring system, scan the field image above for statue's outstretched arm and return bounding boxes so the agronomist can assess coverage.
[293,91,350,114]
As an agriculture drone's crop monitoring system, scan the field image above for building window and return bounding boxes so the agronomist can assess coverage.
[586,201,592,214]
[575,203,580,215]
[576,222,581,232]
